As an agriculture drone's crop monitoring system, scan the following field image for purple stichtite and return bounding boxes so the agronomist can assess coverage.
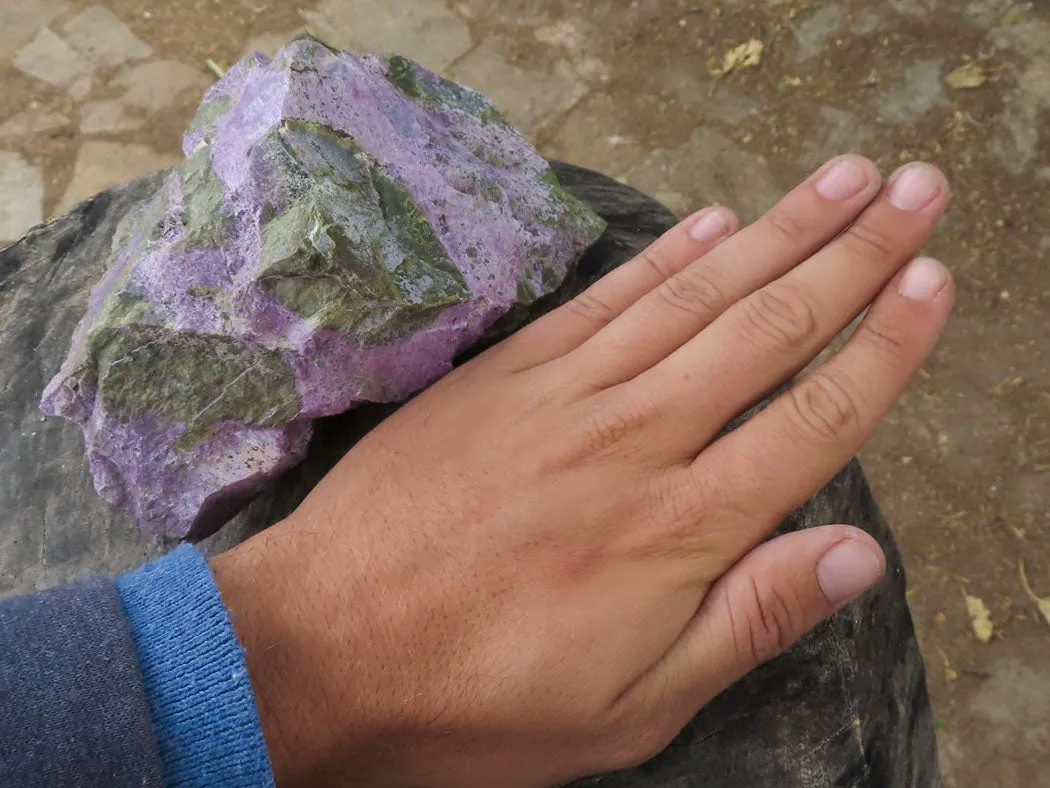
[41,35,605,540]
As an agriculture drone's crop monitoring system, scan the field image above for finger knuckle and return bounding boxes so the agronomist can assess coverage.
[576,402,645,458]
[647,467,737,533]
[638,245,678,280]
[633,474,704,559]
[748,578,800,664]
[856,321,909,363]
[841,221,901,264]
[565,290,618,327]
[785,372,863,442]
[582,409,632,451]
[740,284,818,352]
[655,267,729,319]
[762,206,808,241]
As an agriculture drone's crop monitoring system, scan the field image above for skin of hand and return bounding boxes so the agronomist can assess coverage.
[212,155,954,787]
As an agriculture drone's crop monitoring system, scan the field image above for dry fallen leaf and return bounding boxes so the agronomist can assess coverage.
[861,68,880,87]
[1019,560,1050,626]
[965,595,994,642]
[946,62,989,89]
[721,39,764,75]
[936,646,958,681]
[994,376,1025,396]
[205,58,226,79]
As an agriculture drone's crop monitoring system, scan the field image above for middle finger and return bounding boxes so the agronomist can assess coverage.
[632,161,949,458]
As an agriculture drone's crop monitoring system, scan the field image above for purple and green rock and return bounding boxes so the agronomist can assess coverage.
[40,35,605,540]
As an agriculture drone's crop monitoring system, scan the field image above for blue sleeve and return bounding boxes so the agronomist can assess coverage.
[115,545,275,788]
[0,575,164,787]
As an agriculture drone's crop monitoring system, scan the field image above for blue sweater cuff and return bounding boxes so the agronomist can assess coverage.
[115,545,275,787]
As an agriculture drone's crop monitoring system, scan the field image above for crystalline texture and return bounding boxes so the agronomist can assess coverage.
[40,36,605,539]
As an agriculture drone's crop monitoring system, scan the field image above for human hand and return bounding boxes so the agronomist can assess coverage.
[212,155,953,787]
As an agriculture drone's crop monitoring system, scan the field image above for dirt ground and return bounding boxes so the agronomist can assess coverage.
[1,0,1047,785]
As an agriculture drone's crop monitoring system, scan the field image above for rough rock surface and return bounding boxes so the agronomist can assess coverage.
[39,36,605,539]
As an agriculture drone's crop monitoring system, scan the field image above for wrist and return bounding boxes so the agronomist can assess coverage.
[213,513,470,787]
[211,525,344,785]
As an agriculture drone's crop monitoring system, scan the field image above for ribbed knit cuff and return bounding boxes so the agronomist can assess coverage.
[115,545,275,788]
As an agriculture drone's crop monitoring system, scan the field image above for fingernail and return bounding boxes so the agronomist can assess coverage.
[815,159,869,201]
[817,539,884,605]
[689,208,732,244]
[887,164,941,212]
[899,256,947,301]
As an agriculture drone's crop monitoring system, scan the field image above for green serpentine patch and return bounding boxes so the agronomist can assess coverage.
[257,120,471,344]
[93,325,300,448]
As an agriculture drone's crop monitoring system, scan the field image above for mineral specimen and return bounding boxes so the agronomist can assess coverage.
[40,35,606,540]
